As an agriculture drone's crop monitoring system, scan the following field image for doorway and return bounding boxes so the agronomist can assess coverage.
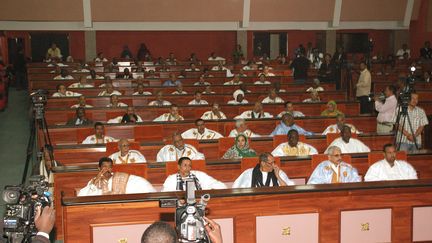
[30,33,69,62]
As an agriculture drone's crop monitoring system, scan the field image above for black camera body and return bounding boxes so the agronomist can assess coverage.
[175,179,210,243]
[2,175,51,243]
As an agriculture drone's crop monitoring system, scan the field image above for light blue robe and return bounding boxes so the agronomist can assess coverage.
[270,122,314,136]
[307,160,361,184]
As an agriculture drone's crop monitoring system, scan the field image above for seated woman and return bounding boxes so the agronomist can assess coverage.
[321,100,343,117]
[222,134,256,159]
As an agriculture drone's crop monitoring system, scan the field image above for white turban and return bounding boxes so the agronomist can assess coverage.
[233,89,245,100]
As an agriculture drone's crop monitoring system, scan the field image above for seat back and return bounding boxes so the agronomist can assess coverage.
[326,133,358,145]
[218,137,235,158]
[134,124,163,142]
[367,151,407,167]
[76,127,94,144]
[112,163,148,178]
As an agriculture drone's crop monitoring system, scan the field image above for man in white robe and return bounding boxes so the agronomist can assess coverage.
[307,146,361,184]
[106,95,128,108]
[233,153,294,188]
[261,88,284,104]
[364,144,417,181]
[188,91,209,105]
[109,139,146,164]
[201,103,227,120]
[228,119,260,137]
[149,91,172,106]
[68,76,94,88]
[324,126,370,154]
[227,89,248,105]
[182,119,223,140]
[162,157,226,192]
[82,122,117,144]
[235,102,273,119]
[133,83,152,96]
[277,101,305,118]
[52,84,82,97]
[272,130,318,157]
[223,74,243,85]
[157,133,205,162]
[153,104,184,122]
[70,95,93,108]
[97,83,122,96]
[254,74,271,85]
[322,114,360,135]
[78,157,155,196]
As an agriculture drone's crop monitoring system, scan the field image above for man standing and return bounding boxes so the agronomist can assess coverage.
[356,61,371,114]
[78,157,155,196]
[307,146,361,184]
[82,122,117,144]
[375,85,397,133]
[364,144,417,181]
[181,119,223,140]
[289,51,310,83]
[109,139,146,164]
[157,133,205,162]
[272,130,318,157]
[162,157,226,192]
[394,93,429,152]
[233,153,294,188]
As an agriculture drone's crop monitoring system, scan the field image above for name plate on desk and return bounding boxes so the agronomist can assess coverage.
[256,213,319,243]
[92,222,151,243]
[413,206,432,242]
[341,208,391,243]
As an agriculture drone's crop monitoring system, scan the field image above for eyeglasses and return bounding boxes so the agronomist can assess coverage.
[330,154,342,157]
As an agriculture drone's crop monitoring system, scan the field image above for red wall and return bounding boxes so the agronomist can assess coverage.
[409,0,432,58]
[336,29,392,56]
[95,31,237,61]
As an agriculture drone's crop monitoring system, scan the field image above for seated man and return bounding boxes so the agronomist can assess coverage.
[201,103,227,120]
[162,157,226,192]
[233,153,294,188]
[211,60,228,71]
[322,114,359,135]
[149,91,172,106]
[172,83,188,94]
[82,122,116,144]
[228,119,260,137]
[202,85,215,94]
[224,74,243,85]
[66,107,93,126]
[302,90,321,103]
[321,100,343,117]
[109,138,146,164]
[227,89,249,105]
[77,157,155,196]
[70,95,93,108]
[272,130,318,157]
[277,101,305,117]
[306,79,324,92]
[68,76,94,88]
[53,69,73,80]
[153,104,184,122]
[133,83,152,95]
[262,88,285,104]
[156,133,205,162]
[52,84,82,97]
[86,69,104,79]
[258,66,275,77]
[270,113,313,136]
[364,144,417,181]
[188,91,209,105]
[108,106,143,123]
[98,83,122,96]
[163,73,182,87]
[184,63,200,72]
[234,102,273,119]
[307,146,361,184]
[106,95,128,108]
[193,76,211,86]
[324,125,370,154]
[254,74,271,85]
[182,119,223,140]
[116,68,133,79]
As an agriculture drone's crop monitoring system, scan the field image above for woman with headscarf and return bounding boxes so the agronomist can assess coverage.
[321,100,344,117]
[227,89,249,105]
[222,134,256,159]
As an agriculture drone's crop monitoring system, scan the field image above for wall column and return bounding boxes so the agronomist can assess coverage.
[326,30,336,55]
[237,30,248,59]
[84,30,96,62]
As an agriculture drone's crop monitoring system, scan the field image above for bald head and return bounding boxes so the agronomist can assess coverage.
[141,221,177,243]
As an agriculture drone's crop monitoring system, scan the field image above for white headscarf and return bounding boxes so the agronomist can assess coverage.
[233,89,245,100]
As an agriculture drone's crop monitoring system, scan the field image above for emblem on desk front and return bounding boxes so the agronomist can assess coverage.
[118,238,128,243]
[361,223,370,231]
[281,226,291,236]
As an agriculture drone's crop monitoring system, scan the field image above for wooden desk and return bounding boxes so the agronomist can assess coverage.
[61,180,432,242]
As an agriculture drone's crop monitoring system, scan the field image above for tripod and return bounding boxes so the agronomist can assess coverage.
[393,102,418,151]
[21,101,53,184]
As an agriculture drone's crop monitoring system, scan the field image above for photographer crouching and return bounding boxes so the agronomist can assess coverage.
[374,85,397,134]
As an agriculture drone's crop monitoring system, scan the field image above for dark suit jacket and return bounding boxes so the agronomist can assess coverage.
[66,118,93,126]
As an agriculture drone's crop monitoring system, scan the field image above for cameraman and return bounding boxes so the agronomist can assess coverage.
[374,85,397,134]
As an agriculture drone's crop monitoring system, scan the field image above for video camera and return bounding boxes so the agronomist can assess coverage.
[30,90,48,120]
[398,66,416,112]
[2,175,52,243]
[175,179,210,243]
